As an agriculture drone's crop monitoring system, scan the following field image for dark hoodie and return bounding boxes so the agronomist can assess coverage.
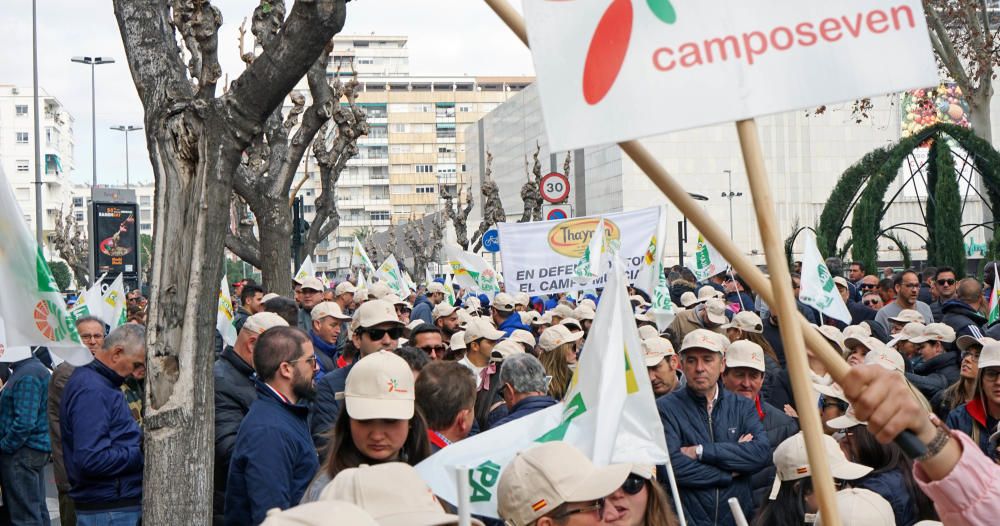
[940,299,988,351]
[670,279,697,306]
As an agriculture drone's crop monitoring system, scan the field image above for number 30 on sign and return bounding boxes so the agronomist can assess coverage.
[540,172,570,203]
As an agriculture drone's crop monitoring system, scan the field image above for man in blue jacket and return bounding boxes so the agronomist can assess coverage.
[490,292,531,337]
[60,324,146,526]
[658,329,770,526]
[491,353,558,428]
[225,326,320,525]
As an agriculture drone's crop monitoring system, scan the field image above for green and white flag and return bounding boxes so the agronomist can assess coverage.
[692,233,728,281]
[102,274,129,330]
[355,270,369,302]
[376,255,410,298]
[403,270,417,293]
[217,274,238,347]
[415,259,669,518]
[636,208,675,331]
[799,230,851,324]
[443,273,456,306]
[293,256,316,284]
[443,245,501,296]
[989,271,1000,325]
[573,217,608,284]
[0,166,90,365]
[351,237,377,275]
[70,273,107,322]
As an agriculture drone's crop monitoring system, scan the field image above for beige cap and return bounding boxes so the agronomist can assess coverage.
[638,325,660,340]
[242,312,290,334]
[322,462,484,526]
[431,302,460,321]
[551,304,574,320]
[406,319,425,331]
[493,339,526,360]
[538,324,584,352]
[815,489,895,526]
[827,404,866,429]
[493,292,517,312]
[679,291,699,308]
[343,351,415,421]
[519,311,539,326]
[368,281,392,300]
[842,324,871,340]
[579,298,597,310]
[261,501,377,526]
[863,347,906,373]
[311,301,351,322]
[957,334,995,352]
[814,381,848,403]
[703,298,728,325]
[698,286,723,301]
[457,309,474,327]
[816,325,847,354]
[909,322,956,344]
[383,294,411,309]
[335,281,357,296]
[509,329,536,349]
[464,296,482,311]
[888,321,926,348]
[261,292,281,303]
[642,337,675,367]
[770,432,872,499]
[464,318,505,345]
[680,329,728,354]
[559,317,583,332]
[449,331,467,351]
[721,311,763,333]
[833,276,849,288]
[844,335,887,354]
[514,292,531,307]
[888,309,926,324]
[532,312,552,326]
[630,294,650,307]
[299,276,324,292]
[572,305,596,321]
[351,299,403,331]
[725,340,766,372]
[979,339,1000,369]
[426,282,447,295]
[634,310,653,323]
[497,442,631,526]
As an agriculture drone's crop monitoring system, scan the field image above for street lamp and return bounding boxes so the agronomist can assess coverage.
[71,56,115,188]
[110,125,142,188]
[721,170,743,240]
[32,0,42,245]
[679,193,709,268]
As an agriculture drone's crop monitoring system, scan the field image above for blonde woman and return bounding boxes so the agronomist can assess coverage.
[536,325,583,401]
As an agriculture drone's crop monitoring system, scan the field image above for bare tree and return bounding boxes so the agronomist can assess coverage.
[51,207,91,288]
[403,214,445,279]
[443,186,474,250]
[113,1,348,522]
[470,152,505,252]
[518,143,543,223]
[226,18,368,293]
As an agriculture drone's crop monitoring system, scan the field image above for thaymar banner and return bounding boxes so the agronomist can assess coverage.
[497,207,662,295]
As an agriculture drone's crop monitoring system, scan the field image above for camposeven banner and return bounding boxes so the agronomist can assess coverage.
[415,259,669,518]
[498,206,661,295]
[523,0,938,151]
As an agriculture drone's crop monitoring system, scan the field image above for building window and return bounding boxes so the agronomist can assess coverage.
[370,211,390,221]
[72,197,84,207]
[416,186,436,194]
[389,144,411,154]
[371,166,389,179]
[15,105,28,116]
[416,164,434,173]
[458,104,474,113]
[140,223,151,231]
[317,254,329,263]
[16,132,29,143]
[436,127,456,139]
[16,160,29,172]
[140,196,151,206]
[392,123,407,133]
[368,126,388,139]
[304,205,315,213]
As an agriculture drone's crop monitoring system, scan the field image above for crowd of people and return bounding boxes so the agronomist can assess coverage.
[2,258,1000,525]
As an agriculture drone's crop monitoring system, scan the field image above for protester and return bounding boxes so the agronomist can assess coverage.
[878,277,897,306]
[931,335,989,421]
[939,277,987,344]
[296,276,326,332]
[862,291,885,311]
[657,329,771,525]
[264,296,301,327]
[388,294,413,325]
[410,323,447,361]
[497,442,629,525]
[721,311,784,400]
[433,302,461,339]
[224,327,320,525]
[905,323,959,400]
[666,298,728,352]
[927,267,958,323]
[814,488,897,526]
[836,276,877,326]
[235,283,266,333]
[945,338,1000,458]
[643,336,681,398]
[213,312,289,525]
[602,465,679,526]
[572,304,596,335]
[491,353,558,428]
[874,271,935,334]
[537,324,583,401]
[509,329,537,354]
[301,351,429,503]
[310,299,403,449]
[259,500,378,526]
[491,292,531,337]
[0,347,51,526]
[459,318,505,388]
[889,322,925,363]
[412,281,447,326]
[309,301,352,380]
[60,324,146,525]
[415,361,476,451]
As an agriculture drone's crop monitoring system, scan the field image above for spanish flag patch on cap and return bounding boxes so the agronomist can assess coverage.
[531,499,548,512]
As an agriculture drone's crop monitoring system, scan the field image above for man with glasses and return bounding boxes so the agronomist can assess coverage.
[946,339,1000,459]
[498,441,627,525]
[929,267,960,323]
[905,323,960,400]
[225,327,320,525]
[491,354,558,428]
[410,324,447,361]
[874,270,934,334]
[414,361,476,452]
[835,276,876,326]
[310,299,403,449]
[861,292,884,311]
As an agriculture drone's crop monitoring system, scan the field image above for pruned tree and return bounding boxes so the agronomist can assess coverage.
[113,0,349,522]
[364,227,382,264]
[471,152,505,252]
[226,16,368,293]
[443,186,474,250]
[404,214,445,279]
[51,207,90,288]
[519,142,543,223]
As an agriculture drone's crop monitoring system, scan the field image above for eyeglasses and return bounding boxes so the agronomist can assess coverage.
[984,369,1000,382]
[551,499,604,520]
[420,344,448,356]
[936,278,957,286]
[287,354,318,367]
[862,300,881,306]
[363,326,404,340]
[859,283,876,290]
[621,474,646,495]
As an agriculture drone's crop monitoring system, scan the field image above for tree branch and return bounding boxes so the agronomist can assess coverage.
[925,3,975,95]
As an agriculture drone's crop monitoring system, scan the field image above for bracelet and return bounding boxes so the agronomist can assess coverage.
[916,426,951,462]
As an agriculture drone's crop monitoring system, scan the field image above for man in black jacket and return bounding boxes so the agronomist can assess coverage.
[212,312,288,525]
[905,323,960,400]
[940,278,988,349]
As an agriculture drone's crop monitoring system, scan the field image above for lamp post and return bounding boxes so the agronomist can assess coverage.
[110,125,142,188]
[721,170,743,240]
[71,56,115,188]
[679,192,709,267]
[32,0,42,245]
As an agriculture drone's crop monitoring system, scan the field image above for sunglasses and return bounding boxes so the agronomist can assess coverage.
[621,474,646,495]
[363,326,404,340]
[859,283,876,289]
[936,278,957,286]
[551,499,604,520]
[862,299,881,306]
[420,344,448,356]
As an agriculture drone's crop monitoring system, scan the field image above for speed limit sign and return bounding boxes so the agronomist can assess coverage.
[540,172,570,203]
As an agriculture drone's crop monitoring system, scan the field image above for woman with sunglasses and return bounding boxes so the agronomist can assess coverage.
[603,466,679,526]
[931,336,987,420]
[300,351,430,503]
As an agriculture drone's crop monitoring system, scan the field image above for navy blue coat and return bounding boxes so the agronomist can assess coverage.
[855,468,916,526]
[309,362,353,450]
[497,313,531,338]
[225,383,319,525]
[411,295,433,326]
[946,398,1000,460]
[658,384,771,526]
[60,360,143,507]
[490,395,558,428]
[905,351,960,400]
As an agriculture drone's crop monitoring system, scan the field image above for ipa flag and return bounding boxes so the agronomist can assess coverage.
[990,272,1000,325]
[799,230,852,324]
[217,274,238,347]
[375,255,410,298]
[443,245,501,296]
[352,237,377,275]
[415,259,669,518]
[293,257,316,284]
[101,274,128,330]
[692,233,728,281]
[0,166,91,365]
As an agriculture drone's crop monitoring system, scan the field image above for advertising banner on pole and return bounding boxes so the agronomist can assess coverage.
[497,206,661,295]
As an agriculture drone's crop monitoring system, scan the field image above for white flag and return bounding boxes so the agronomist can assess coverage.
[70,274,107,323]
[403,270,417,293]
[573,217,609,284]
[415,259,669,518]
[217,274,238,347]
[636,207,676,331]
[101,274,128,330]
[799,230,851,324]
[375,255,410,298]
[443,245,501,296]
[692,233,729,281]
[0,166,91,365]
[352,237,377,275]
[355,270,369,303]
[293,257,316,284]
[443,273,456,306]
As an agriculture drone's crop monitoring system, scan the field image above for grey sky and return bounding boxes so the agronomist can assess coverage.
[0,1,534,186]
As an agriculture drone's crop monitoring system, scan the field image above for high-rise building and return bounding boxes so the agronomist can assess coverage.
[295,35,533,276]
[0,84,75,251]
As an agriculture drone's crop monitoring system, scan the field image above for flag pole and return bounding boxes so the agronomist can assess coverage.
[455,465,472,526]
[727,268,745,311]
[662,454,688,526]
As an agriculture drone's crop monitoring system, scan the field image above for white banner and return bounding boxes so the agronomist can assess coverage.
[498,207,662,295]
[524,0,938,151]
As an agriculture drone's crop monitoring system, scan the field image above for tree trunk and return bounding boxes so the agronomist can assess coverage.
[255,198,295,295]
[968,86,993,143]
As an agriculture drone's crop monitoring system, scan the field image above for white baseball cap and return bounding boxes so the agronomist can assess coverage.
[368,281,392,300]
[514,292,531,307]
[334,281,357,296]
[261,501,377,526]
[550,304,574,320]
[770,432,872,499]
[509,329,536,350]
[642,337,675,367]
[680,329,728,354]
[242,312,290,334]
[559,317,583,332]
[721,311,763,333]
[260,292,281,303]
[638,325,660,340]
[909,323,956,344]
[702,298,729,325]
[426,282,447,295]
[431,302,460,321]
[497,442,631,526]
[351,299,403,331]
[342,351,415,421]
[815,489,895,526]
[725,340,766,372]
[531,312,552,326]
[816,325,847,354]
[826,404,866,430]
[449,331,467,352]
[979,339,1000,369]
[538,324,584,352]
[957,334,996,352]
[842,324,871,340]
[864,346,906,373]
[298,276,324,292]
[463,318,505,345]
[493,292,517,312]
[887,321,926,348]
[572,304,596,321]
[311,301,352,322]
[680,291,699,308]
[697,286,723,302]
[493,339,526,360]
[888,309,925,325]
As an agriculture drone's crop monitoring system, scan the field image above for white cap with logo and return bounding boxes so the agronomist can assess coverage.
[493,292,517,312]
[310,301,351,322]
[770,432,872,499]
[342,351,415,421]
[432,302,460,321]
[725,340,766,372]
[641,337,675,367]
[334,281,357,296]
[241,312,290,335]
[463,318,506,345]
[680,329,728,354]
[538,324,584,352]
